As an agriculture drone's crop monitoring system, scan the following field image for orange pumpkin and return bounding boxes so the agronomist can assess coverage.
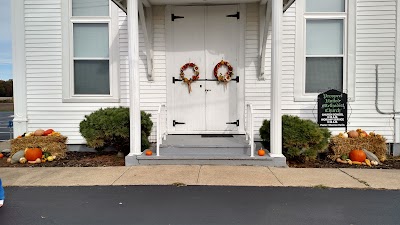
[258,149,266,156]
[25,147,43,161]
[349,149,366,162]
[43,129,54,136]
[0,153,3,159]
[145,150,152,156]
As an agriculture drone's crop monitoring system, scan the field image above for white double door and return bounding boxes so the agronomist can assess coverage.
[171,5,239,133]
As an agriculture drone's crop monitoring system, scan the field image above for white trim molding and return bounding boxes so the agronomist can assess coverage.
[62,0,120,103]
[11,0,28,137]
[294,0,356,102]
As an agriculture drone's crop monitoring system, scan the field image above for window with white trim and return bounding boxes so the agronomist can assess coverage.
[63,0,119,102]
[295,0,354,101]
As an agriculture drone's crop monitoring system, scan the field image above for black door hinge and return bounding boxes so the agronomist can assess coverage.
[226,12,240,19]
[171,14,184,21]
[226,120,239,127]
[173,120,186,126]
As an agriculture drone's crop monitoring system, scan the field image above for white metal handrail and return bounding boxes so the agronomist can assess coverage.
[246,104,255,157]
[156,104,166,156]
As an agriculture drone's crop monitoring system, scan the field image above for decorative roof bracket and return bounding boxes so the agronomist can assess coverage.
[112,0,154,81]
[138,2,154,81]
[259,0,296,80]
[259,0,272,80]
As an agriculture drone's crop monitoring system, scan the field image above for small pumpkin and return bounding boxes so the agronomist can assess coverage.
[43,129,54,136]
[145,150,152,156]
[347,130,359,138]
[360,131,368,138]
[258,148,266,156]
[0,153,3,159]
[19,157,27,164]
[34,129,45,136]
[47,156,55,162]
[349,149,367,162]
[25,147,43,161]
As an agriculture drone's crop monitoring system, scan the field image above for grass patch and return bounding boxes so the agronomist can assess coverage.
[313,184,329,189]
[171,182,187,187]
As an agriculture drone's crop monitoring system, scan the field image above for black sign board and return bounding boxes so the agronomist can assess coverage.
[318,89,347,128]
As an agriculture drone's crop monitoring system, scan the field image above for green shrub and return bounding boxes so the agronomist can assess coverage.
[259,115,331,161]
[79,107,153,155]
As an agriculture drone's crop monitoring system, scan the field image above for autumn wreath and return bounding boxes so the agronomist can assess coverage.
[180,62,200,93]
[213,60,233,87]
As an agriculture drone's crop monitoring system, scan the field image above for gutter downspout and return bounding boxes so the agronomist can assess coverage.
[394,0,400,156]
[375,65,400,156]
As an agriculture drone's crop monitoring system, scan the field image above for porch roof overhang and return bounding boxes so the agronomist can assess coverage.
[112,0,294,13]
[112,0,295,80]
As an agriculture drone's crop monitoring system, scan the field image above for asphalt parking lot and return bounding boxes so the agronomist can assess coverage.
[0,111,13,142]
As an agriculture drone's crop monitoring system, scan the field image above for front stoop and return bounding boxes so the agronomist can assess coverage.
[125,135,287,167]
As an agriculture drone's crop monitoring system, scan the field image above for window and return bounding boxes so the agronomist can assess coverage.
[295,0,355,101]
[62,0,119,102]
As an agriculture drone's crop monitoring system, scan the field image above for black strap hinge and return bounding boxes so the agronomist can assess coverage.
[226,120,239,127]
[173,120,185,126]
[226,12,240,19]
[171,14,184,21]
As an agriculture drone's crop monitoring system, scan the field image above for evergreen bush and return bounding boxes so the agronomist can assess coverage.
[79,107,153,155]
[259,115,331,161]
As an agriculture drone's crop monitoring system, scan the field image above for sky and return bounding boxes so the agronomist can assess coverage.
[0,0,12,80]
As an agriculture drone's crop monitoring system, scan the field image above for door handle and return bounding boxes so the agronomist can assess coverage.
[205,89,211,92]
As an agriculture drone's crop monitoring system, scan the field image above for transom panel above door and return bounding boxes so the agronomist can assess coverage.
[169,5,240,133]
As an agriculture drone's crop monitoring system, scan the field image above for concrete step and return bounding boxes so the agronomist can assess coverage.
[157,147,251,156]
[128,134,288,167]
[160,135,250,148]
[135,154,284,167]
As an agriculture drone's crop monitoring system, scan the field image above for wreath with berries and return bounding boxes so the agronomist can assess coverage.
[213,60,233,87]
[180,62,200,93]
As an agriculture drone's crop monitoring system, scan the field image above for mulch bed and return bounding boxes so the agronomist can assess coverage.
[287,154,400,169]
[0,151,125,167]
[1,151,400,169]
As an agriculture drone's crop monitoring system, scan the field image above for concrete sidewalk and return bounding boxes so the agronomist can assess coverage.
[1,166,400,190]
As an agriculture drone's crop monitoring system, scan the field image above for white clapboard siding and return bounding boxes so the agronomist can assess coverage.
[246,1,397,142]
[24,0,121,144]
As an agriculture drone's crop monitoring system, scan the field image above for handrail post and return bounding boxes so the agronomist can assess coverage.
[247,104,255,158]
[250,110,254,157]
[156,105,161,156]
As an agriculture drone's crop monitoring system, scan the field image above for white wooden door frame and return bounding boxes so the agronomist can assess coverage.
[165,4,246,134]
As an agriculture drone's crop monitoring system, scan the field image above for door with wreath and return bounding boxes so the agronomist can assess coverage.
[170,5,239,133]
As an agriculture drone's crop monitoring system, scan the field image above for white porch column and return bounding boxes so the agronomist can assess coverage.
[270,0,284,157]
[128,0,141,155]
[12,0,28,138]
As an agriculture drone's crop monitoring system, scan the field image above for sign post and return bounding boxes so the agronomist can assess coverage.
[317,89,348,131]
